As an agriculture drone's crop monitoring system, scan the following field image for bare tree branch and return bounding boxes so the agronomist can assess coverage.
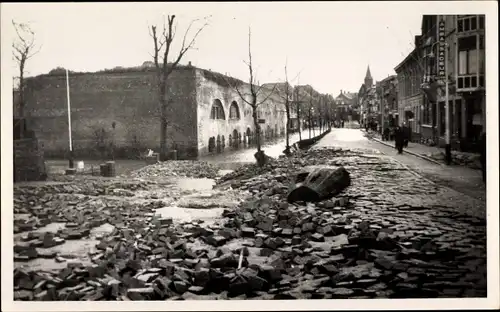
[172,16,210,68]
[148,14,209,160]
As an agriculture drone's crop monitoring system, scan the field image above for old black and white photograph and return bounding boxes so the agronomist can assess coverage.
[1,1,498,311]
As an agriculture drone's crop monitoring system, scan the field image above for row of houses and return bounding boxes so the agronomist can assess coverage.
[395,14,486,152]
[356,15,485,153]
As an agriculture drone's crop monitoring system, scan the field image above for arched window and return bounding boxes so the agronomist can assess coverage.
[229,101,240,120]
[210,99,225,120]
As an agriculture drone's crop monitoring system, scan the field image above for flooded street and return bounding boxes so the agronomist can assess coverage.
[199,130,308,166]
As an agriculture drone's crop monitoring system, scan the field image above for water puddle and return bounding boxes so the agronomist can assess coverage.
[174,177,215,191]
[218,169,235,176]
[36,222,67,234]
[90,223,116,237]
[14,239,98,272]
[14,213,32,221]
[155,206,225,226]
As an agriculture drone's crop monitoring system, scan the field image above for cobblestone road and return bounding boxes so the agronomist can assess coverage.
[12,131,488,301]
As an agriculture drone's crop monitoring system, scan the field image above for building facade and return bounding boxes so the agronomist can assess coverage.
[334,90,358,122]
[394,39,424,140]
[358,66,381,127]
[261,82,300,132]
[22,65,288,159]
[397,14,485,151]
[379,75,399,128]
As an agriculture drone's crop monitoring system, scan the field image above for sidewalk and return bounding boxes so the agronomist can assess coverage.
[363,130,482,169]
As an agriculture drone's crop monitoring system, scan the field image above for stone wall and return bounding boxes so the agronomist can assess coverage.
[23,68,198,159]
[195,69,287,156]
[14,138,47,182]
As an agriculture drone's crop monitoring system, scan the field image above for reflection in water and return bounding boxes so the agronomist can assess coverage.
[199,131,306,164]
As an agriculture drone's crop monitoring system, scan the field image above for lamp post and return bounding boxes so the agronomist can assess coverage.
[427,36,451,165]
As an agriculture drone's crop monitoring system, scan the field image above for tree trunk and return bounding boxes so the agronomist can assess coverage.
[297,103,302,141]
[308,109,312,139]
[251,99,261,153]
[159,84,168,161]
[287,167,351,203]
[285,101,290,150]
[19,61,25,139]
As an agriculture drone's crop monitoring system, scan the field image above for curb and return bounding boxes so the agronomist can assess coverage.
[370,137,445,166]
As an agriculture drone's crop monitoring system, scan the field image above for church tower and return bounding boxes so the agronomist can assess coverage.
[364,65,373,88]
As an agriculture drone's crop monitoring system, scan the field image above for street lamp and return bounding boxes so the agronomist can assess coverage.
[424,37,451,165]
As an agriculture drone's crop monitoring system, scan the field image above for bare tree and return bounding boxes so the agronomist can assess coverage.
[274,59,302,154]
[12,20,41,138]
[226,27,276,166]
[293,79,309,141]
[149,15,209,160]
[307,86,316,139]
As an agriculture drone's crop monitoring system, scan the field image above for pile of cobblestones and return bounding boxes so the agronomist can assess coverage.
[127,161,221,179]
[13,147,487,300]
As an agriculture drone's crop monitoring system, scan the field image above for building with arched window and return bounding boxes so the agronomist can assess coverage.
[229,101,240,119]
[22,63,290,159]
[210,99,226,120]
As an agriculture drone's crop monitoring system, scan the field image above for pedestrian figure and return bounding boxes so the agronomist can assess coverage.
[394,126,404,154]
[383,127,390,141]
[402,122,410,148]
[479,131,486,183]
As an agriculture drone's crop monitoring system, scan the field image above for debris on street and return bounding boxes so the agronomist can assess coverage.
[13,146,487,300]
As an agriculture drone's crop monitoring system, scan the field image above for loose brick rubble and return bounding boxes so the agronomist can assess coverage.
[13,147,487,300]
[127,161,221,179]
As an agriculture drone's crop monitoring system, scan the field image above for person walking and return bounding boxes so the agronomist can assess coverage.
[394,126,404,154]
[402,122,410,148]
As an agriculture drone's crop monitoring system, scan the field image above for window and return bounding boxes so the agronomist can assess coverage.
[257,107,263,119]
[422,99,432,125]
[229,101,240,119]
[458,36,478,75]
[479,15,485,30]
[458,15,483,33]
[210,99,225,120]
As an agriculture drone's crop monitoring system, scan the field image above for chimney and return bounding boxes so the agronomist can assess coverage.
[341,89,343,94]
[188,61,192,67]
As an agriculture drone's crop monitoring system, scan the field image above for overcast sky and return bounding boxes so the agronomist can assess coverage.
[2,2,491,95]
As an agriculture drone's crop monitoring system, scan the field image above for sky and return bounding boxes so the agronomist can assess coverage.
[0,2,490,95]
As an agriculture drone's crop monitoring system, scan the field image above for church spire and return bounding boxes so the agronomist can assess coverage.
[364,65,373,87]
[365,65,372,80]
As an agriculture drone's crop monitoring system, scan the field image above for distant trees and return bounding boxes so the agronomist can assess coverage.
[149,15,209,160]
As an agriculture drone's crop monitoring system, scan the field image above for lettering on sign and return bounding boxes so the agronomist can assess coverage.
[437,19,446,79]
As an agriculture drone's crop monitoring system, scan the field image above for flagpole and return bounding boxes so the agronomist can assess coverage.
[66,68,74,168]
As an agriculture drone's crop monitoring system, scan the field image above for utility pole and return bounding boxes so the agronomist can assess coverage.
[438,15,451,165]
[444,34,451,165]
[66,69,74,169]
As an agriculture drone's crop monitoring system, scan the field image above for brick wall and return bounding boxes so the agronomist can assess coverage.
[14,138,47,182]
[24,68,198,159]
